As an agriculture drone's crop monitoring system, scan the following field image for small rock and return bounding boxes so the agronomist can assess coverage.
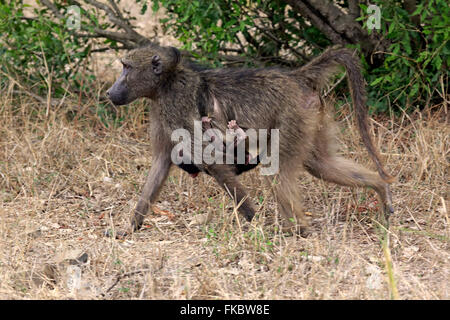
[27,229,42,239]
[189,212,212,226]
[66,265,82,292]
[403,245,419,258]
[301,255,325,263]
[31,264,59,287]
[365,264,382,290]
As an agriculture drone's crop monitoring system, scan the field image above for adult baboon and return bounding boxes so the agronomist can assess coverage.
[107,43,394,235]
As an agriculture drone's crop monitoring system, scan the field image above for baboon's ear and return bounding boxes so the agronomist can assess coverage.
[170,46,181,66]
[152,54,162,75]
[151,47,180,75]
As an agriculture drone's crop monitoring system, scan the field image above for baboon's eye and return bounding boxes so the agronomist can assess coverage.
[120,59,131,69]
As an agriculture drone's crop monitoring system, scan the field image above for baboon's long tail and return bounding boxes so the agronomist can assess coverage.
[298,48,394,183]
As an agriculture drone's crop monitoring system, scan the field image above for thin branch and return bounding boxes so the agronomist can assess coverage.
[348,0,360,20]
[107,0,126,21]
[40,0,65,20]
[90,46,129,53]
[40,0,150,49]
[219,47,244,53]
[324,72,347,97]
[254,25,309,62]
[12,90,63,107]
[83,0,142,39]
[101,269,152,297]
[284,0,347,45]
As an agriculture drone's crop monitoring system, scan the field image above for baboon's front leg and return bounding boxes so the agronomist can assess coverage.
[131,152,172,231]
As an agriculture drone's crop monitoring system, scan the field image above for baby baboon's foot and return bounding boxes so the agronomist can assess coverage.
[202,116,220,143]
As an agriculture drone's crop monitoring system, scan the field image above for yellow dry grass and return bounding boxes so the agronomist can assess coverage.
[0,69,448,299]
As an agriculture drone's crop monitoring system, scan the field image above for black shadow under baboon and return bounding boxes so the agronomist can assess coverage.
[107,43,394,235]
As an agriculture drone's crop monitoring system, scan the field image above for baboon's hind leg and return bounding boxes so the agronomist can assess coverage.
[206,164,255,222]
[268,163,311,235]
[304,155,394,221]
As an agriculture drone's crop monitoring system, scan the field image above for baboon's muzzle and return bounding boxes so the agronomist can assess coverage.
[106,79,129,106]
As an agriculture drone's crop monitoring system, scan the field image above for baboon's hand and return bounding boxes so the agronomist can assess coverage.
[243,209,255,222]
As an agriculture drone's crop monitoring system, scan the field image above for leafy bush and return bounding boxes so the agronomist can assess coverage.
[1,0,447,112]
[151,0,329,67]
[363,0,449,112]
[153,0,449,112]
[0,1,92,96]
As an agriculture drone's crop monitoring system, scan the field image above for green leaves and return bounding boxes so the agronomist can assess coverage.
[370,77,383,86]
[152,0,448,113]
[366,0,449,112]
[1,0,447,114]
[152,0,320,66]
[0,1,91,96]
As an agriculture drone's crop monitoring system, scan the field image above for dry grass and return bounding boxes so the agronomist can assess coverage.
[0,70,448,299]
[2,0,448,301]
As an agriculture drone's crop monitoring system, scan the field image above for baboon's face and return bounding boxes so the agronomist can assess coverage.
[107,45,181,105]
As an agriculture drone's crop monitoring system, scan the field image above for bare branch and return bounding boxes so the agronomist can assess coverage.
[107,0,126,21]
[40,0,65,20]
[102,269,152,296]
[83,0,150,45]
[253,25,309,62]
[283,0,390,60]
[284,0,347,45]
[40,0,151,49]
[403,0,421,27]
[348,0,360,20]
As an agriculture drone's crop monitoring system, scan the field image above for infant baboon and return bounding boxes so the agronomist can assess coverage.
[107,43,394,235]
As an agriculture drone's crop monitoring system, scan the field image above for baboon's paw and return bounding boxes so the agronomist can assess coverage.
[242,208,255,222]
[104,229,130,239]
[280,224,311,237]
[385,203,394,216]
[280,214,312,237]
[384,184,394,218]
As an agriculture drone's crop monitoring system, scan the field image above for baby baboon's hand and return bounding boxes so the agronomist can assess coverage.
[227,120,247,146]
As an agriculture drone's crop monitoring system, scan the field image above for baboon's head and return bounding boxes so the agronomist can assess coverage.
[107,44,181,105]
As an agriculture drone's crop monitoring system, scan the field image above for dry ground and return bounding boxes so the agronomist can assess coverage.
[0,73,448,299]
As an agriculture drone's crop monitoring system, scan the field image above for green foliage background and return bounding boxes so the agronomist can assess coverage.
[151,0,449,112]
[0,0,448,113]
[365,0,449,112]
[0,1,92,95]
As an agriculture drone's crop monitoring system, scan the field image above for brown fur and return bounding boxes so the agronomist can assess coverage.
[107,43,394,235]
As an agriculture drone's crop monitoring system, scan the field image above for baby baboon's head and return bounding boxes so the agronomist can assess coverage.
[107,44,181,105]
